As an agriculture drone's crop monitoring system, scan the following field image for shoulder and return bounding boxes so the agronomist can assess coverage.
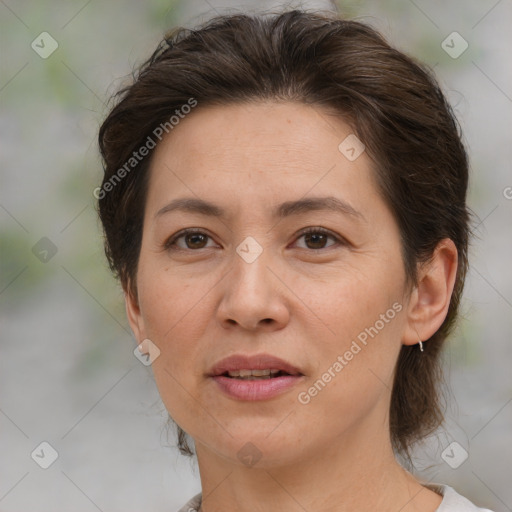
[176,492,202,512]
[426,483,495,512]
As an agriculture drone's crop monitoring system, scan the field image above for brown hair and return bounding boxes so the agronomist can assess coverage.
[97,9,470,463]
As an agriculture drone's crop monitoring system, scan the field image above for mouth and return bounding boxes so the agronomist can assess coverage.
[219,369,298,380]
[208,353,304,401]
[209,353,303,378]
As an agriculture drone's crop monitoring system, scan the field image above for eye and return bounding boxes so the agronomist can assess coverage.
[293,227,344,250]
[164,229,217,251]
[164,227,345,252]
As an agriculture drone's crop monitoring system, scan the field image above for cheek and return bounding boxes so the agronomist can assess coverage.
[291,260,405,401]
[136,266,214,393]
[294,290,404,441]
[138,261,214,338]
[292,256,404,344]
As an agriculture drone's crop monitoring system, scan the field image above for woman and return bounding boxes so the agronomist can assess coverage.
[96,9,495,512]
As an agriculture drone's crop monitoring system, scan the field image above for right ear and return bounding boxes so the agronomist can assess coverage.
[123,279,146,342]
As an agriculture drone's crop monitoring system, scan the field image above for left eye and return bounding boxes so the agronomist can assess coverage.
[293,228,341,250]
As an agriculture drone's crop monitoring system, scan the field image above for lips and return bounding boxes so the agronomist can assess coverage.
[208,353,303,377]
[208,353,304,401]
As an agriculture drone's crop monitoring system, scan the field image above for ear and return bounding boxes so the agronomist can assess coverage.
[402,238,458,347]
[124,279,146,342]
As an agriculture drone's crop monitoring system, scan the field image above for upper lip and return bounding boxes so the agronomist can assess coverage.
[209,353,303,377]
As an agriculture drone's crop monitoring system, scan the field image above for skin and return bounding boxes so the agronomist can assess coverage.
[125,101,458,512]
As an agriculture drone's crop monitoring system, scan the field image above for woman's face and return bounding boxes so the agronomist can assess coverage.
[127,101,413,466]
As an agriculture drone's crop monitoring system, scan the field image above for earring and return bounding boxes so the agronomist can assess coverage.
[418,339,424,352]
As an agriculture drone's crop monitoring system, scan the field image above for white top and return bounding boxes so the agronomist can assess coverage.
[176,483,495,511]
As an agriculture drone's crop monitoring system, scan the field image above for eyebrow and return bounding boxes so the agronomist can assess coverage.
[154,196,365,222]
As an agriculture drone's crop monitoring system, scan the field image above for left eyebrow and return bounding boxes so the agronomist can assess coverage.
[154,195,365,222]
[274,196,365,222]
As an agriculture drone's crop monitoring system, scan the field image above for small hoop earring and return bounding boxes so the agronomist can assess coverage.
[418,339,424,352]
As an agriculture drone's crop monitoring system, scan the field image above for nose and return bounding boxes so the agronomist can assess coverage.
[216,246,290,332]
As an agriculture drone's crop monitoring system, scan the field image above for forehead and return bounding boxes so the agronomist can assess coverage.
[145,101,380,219]
[152,101,350,169]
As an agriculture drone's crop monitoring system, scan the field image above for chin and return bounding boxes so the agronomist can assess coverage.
[195,420,308,469]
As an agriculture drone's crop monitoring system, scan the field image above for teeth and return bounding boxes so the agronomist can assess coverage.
[226,369,283,378]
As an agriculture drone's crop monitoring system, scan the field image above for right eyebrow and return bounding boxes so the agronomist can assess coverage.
[154,198,224,219]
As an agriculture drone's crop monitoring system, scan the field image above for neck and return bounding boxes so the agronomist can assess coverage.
[193,412,440,512]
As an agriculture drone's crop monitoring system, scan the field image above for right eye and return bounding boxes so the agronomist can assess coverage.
[164,229,218,251]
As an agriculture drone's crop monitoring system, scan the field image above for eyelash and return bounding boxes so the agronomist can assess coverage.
[163,227,346,252]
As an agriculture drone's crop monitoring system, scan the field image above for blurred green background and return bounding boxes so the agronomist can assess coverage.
[1,1,511,510]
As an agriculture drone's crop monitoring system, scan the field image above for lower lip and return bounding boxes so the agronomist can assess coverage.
[212,375,303,401]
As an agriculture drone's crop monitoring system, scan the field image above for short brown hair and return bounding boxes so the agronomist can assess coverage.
[97,9,470,463]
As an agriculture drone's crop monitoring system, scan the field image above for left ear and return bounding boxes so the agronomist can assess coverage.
[402,238,458,346]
